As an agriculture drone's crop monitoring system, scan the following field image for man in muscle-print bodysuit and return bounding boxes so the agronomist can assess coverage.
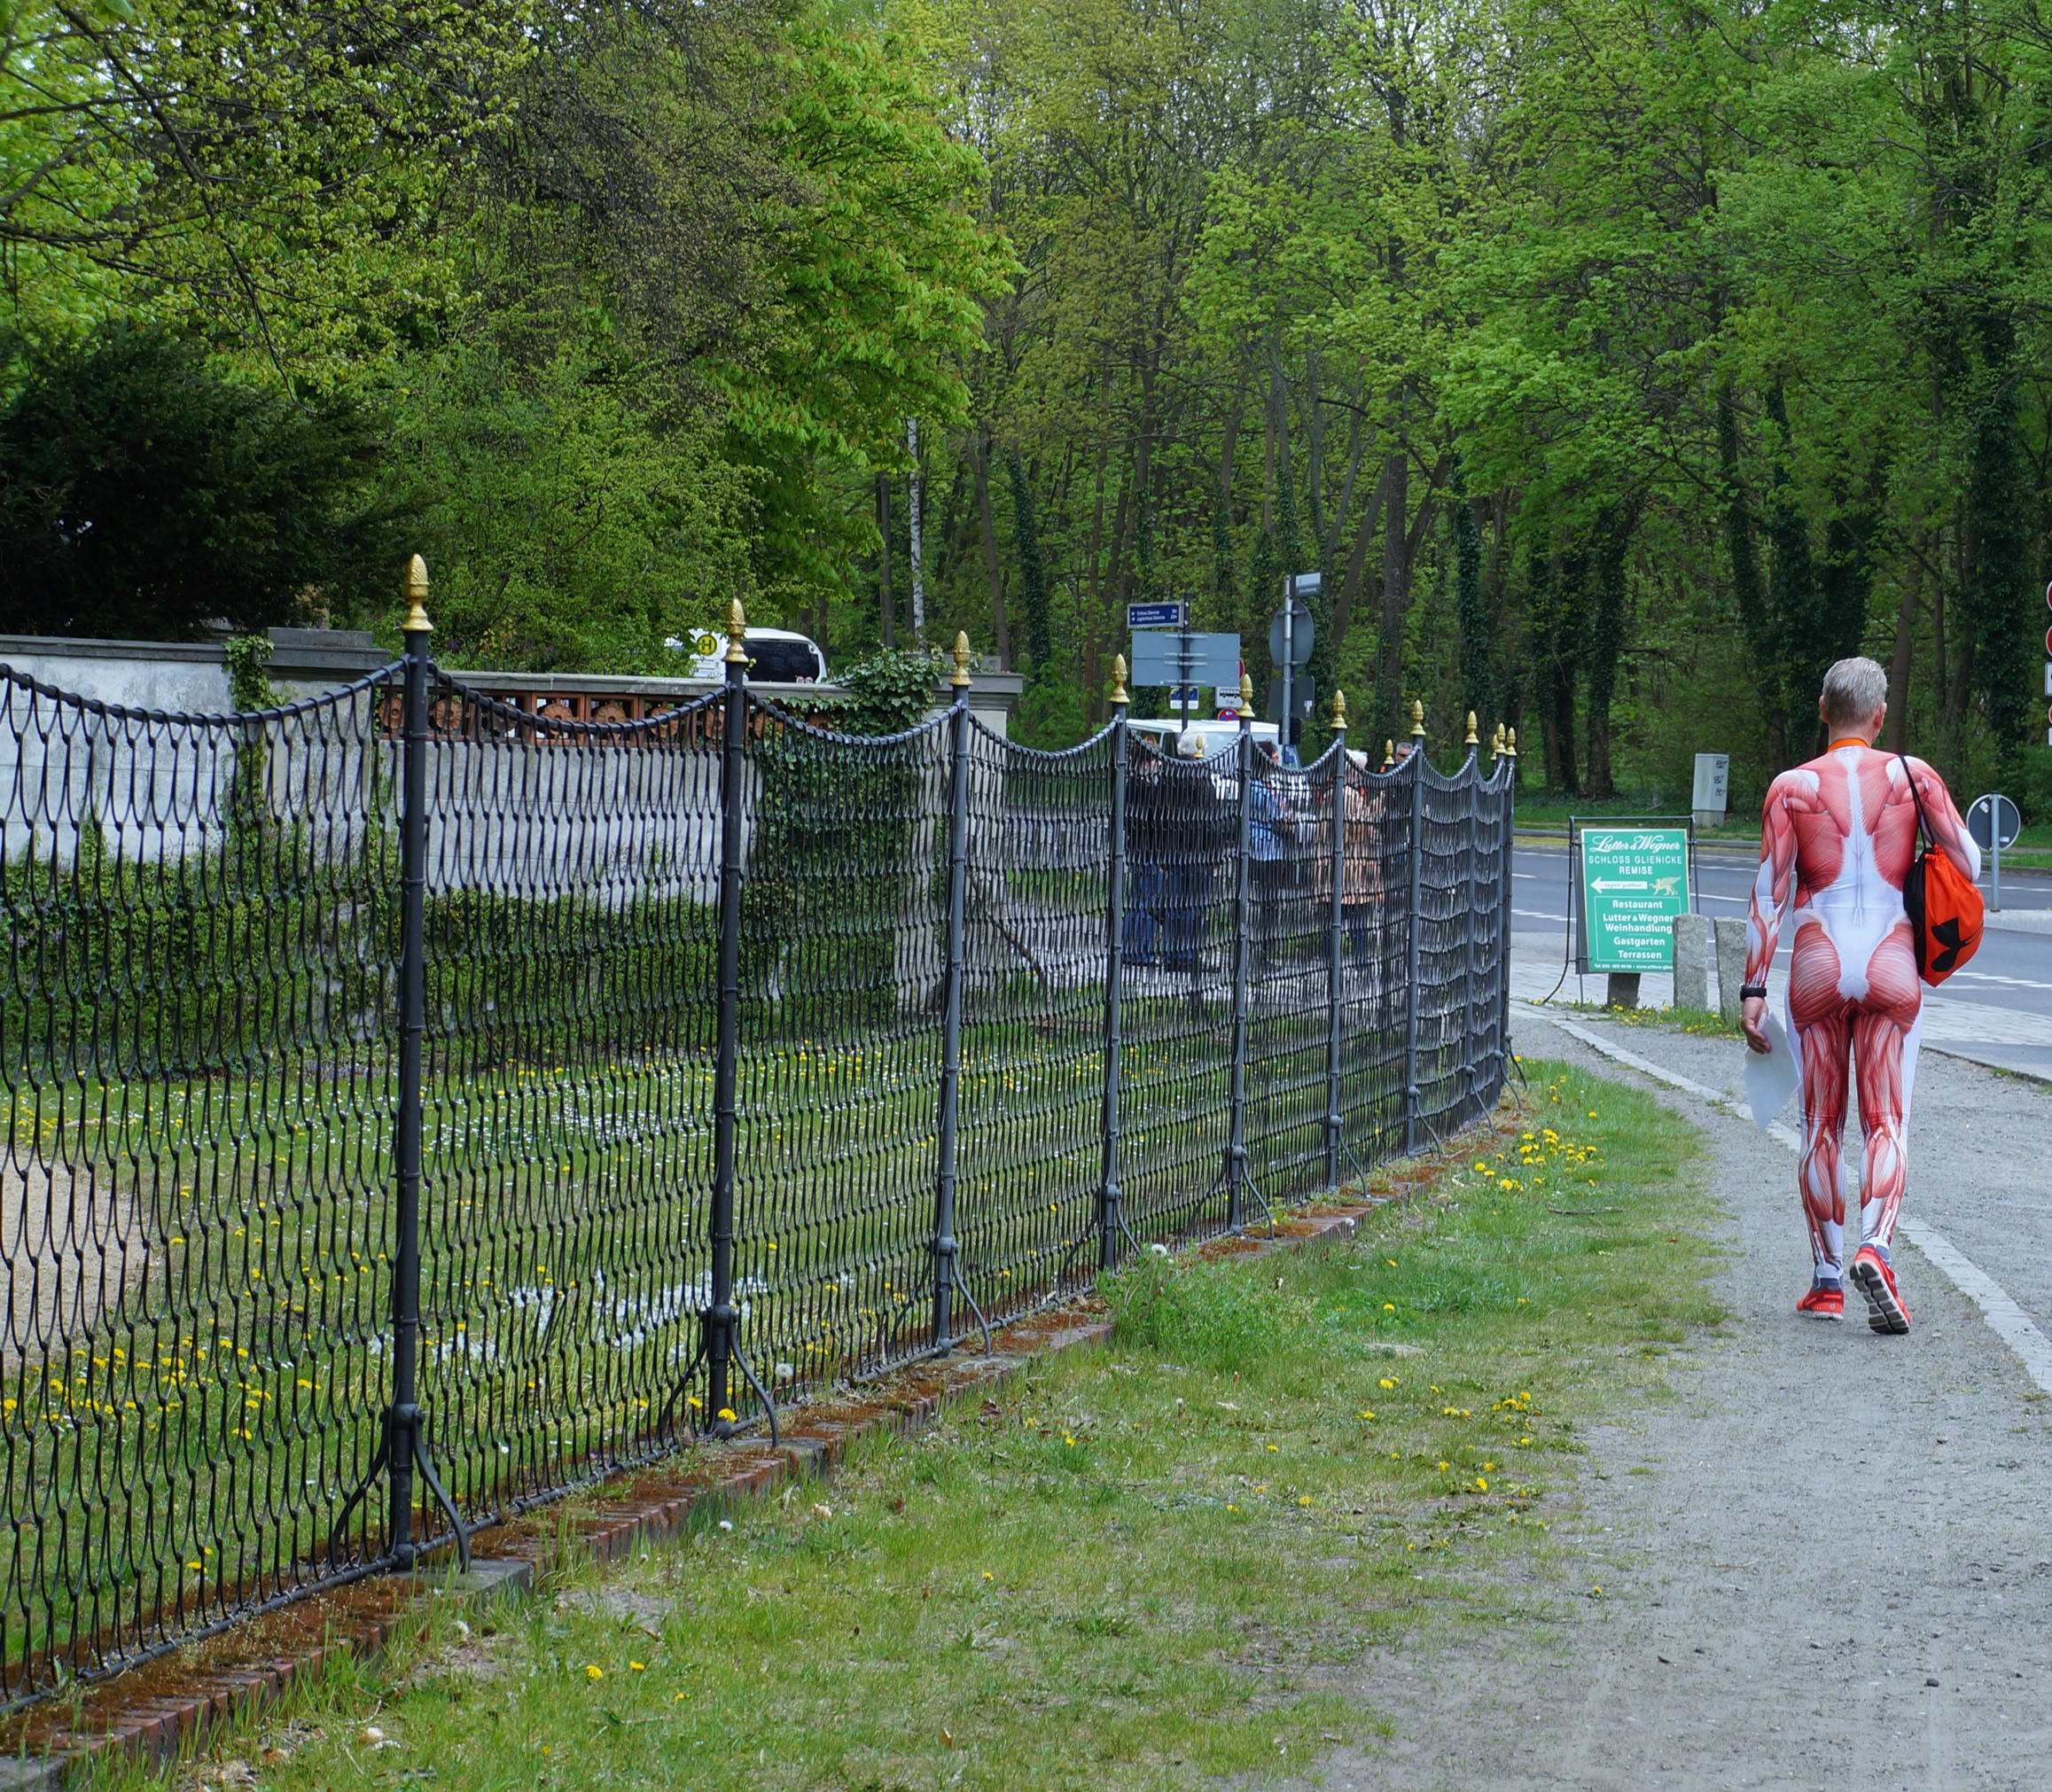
[1741,657,1979,1334]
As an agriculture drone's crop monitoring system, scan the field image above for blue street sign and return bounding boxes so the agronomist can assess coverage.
[1127,601,1187,629]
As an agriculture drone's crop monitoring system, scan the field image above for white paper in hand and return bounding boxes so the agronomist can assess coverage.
[1744,1011,1799,1131]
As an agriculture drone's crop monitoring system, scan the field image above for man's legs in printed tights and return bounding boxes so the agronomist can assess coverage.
[1848,926,1923,1259]
[1787,923,1851,1287]
[1842,926,1923,1332]
[1791,1007,1850,1283]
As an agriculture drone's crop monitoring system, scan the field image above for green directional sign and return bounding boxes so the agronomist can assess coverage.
[1578,826,1692,972]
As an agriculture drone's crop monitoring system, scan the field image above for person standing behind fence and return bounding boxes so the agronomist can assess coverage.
[1317,749,1379,970]
[1249,741,1291,974]
[1123,747,1169,964]
[1162,728,1228,970]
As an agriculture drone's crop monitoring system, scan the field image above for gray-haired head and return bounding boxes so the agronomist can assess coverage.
[1820,657,1888,728]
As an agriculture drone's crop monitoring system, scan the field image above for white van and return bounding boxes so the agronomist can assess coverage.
[1127,717,1280,760]
[671,627,828,683]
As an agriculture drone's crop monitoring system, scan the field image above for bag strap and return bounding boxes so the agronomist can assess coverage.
[1898,752,1933,851]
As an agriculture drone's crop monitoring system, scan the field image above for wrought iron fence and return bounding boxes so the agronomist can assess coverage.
[0,575,1514,1702]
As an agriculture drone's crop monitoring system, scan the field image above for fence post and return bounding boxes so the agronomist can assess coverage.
[932,634,974,1351]
[376,558,467,1571]
[1402,700,1426,1157]
[705,600,750,1436]
[1459,712,1479,1129]
[1097,657,1130,1274]
[1323,691,1348,1189]
[1500,728,1518,1087]
[1225,674,1254,1231]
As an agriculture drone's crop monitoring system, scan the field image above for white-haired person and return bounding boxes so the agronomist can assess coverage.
[1741,656,1978,1333]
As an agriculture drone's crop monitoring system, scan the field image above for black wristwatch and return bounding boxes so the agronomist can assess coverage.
[1739,985,1767,1001]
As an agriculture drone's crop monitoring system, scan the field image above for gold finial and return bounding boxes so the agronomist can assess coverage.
[1410,698,1425,740]
[1237,671,1253,715]
[1491,722,1505,760]
[951,631,973,688]
[1110,653,1129,706]
[1382,738,1394,770]
[724,598,748,664]
[1331,689,1347,730]
[1465,710,1479,747]
[1506,726,1518,760]
[402,555,432,634]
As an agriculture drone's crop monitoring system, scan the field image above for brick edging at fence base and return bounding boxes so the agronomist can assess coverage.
[0,1150,1509,1788]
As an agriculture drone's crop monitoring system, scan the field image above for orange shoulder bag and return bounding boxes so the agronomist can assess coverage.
[1898,753,1983,985]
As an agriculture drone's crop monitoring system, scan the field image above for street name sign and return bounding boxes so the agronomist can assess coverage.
[1127,602,1186,629]
[1578,826,1692,971]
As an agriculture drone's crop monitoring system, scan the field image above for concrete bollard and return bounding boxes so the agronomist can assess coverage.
[1672,914,1709,1011]
[1604,972,1640,1010]
[1713,917,1748,1020]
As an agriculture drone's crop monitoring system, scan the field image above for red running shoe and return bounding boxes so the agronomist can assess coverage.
[1796,1285,1844,1321]
[1850,1245,1910,1335]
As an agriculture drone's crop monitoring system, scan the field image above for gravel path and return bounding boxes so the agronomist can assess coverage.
[1320,1012,2052,1790]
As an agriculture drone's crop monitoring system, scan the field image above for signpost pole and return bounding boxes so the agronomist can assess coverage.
[1323,690,1347,1189]
[1993,826,2001,914]
[1226,674,1255,1231]
[1281,578,1294,766]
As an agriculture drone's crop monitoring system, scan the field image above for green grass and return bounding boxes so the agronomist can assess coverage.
[1566,1000,1744,1040]
[99,1058,1723,1792]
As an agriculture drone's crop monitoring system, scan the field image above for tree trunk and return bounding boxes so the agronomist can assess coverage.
[1962,310,2033,782]
[876,472,895,649]
[1116,365,1159,609]
[1008,452,1050,674]
[1260,345,1279,535]
[1884,553,1921,753]
[1764,384,1822,756]
[1582,504,1637,801]
[1084,375,1112,608]
[1332,463,1385,654]
[907,417,925,643]
[1453,477,1492,739]
[1305,344,1325,554]
[1717,387,1786,768]
[973,434,1010,666]
[1376,443,1408,738]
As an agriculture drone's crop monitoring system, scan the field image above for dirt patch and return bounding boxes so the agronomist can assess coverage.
[397,1625,514,1689]
[554,1586,673,1629]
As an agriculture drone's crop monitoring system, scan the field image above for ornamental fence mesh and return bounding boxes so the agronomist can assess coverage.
[0,649,1511,1702]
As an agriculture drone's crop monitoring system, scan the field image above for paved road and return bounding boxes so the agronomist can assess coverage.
[1510,845,2052,1079]
[1323,1007,2052,1790]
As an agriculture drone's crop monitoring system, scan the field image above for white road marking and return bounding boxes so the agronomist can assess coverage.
[1940,969,2052,992]
[1513,909,1568,923]
[1518,1003,2052,1397]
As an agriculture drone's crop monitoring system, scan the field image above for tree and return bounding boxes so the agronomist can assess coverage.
[0,0,534,374]
[0,325,410,638]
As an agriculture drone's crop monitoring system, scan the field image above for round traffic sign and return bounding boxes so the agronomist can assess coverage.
[1967,793,2023,853]
[1267,607,1315,668]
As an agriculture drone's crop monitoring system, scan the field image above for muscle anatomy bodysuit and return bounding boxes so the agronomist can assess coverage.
[1744,743,1979,1297]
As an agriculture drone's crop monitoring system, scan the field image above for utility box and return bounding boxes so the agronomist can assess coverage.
[1692,752,1730,830]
